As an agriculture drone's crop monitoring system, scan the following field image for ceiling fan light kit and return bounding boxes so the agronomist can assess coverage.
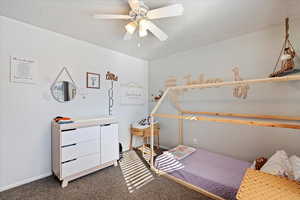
[93,0,184,42]
[125,21,138,34]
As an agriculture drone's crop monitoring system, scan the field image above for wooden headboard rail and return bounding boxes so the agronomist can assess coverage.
[152,113,300,130]
[181,111,300,121]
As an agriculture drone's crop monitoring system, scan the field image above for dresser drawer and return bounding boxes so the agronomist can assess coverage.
[61,126,100,146]
[61,140,99,162]
[61,153,100,178]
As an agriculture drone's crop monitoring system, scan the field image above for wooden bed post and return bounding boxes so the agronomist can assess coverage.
[179,112,184,145]
[150,88,170,168]
[150,116,154,167]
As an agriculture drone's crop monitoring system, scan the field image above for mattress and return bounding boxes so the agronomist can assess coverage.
[155,148,251,200]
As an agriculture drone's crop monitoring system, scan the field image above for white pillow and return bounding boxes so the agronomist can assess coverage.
[250,160,256,169]
[289,155,300,181]
[260,150,292,178]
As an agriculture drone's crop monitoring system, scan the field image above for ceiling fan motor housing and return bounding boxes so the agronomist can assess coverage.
[129,2,149,21]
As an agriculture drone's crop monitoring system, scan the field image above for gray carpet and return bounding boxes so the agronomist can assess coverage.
[0,165,212,200]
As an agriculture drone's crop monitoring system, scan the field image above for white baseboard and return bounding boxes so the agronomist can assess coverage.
[0,172,52,192]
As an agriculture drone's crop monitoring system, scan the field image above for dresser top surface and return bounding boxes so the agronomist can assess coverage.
[53,116,118,130]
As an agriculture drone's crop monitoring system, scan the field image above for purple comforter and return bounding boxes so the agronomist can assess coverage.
[155,149,251,200]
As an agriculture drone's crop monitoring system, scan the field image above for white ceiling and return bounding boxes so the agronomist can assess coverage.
[1,0,300,60]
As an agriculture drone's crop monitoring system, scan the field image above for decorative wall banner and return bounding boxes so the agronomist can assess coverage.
[121,82,145,105]
[10,56,37,84]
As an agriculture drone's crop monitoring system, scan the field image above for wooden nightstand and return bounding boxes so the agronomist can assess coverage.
[129,123,160,150]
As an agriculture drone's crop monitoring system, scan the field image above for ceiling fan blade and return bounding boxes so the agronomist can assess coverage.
[142,20,168,41]
[128,0,140,10]
[147,4,184,19]
[123,32,133,40]
[93,14,132,20]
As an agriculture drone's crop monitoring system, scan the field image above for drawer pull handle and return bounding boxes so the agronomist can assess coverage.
[62,158,77,164]
[102,124,111,127]
[61,143,77,148]
[62,128,76,132]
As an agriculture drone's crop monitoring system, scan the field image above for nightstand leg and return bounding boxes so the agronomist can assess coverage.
[129,131,133,150]
[143,137,147,157]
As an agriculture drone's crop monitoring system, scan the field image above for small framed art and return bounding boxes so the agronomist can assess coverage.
[86,72,100,89]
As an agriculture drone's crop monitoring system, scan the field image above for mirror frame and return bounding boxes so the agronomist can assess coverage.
[51,67,78,103]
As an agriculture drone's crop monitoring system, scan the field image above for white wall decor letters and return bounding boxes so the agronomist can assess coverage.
[10,56,36,84]
[164,74,223,89]
[183,74,223,88]
[121,82,145,105]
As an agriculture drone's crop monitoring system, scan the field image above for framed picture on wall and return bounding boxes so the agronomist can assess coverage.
[86,72,100,89]
[10,56,37,84]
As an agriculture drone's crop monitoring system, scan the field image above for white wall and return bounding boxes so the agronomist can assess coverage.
[149,19,300,161]
[0,15,4,190]
[0,16,148,191]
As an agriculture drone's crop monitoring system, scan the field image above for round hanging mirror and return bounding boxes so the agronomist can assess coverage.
[51,67,77,103]
[51,81,77,103]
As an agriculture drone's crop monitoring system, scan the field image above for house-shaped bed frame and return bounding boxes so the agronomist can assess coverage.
[149,75,300,200]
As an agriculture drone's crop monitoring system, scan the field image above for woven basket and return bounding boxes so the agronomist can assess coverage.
[237,169,300,200]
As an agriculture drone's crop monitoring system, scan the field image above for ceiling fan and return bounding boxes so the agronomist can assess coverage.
[93,0,184,41]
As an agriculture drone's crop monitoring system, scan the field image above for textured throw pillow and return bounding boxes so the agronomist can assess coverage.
[260,150,292,177]
[289,155,300,181]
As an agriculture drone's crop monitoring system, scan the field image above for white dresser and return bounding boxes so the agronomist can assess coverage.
[51,117,119,187]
